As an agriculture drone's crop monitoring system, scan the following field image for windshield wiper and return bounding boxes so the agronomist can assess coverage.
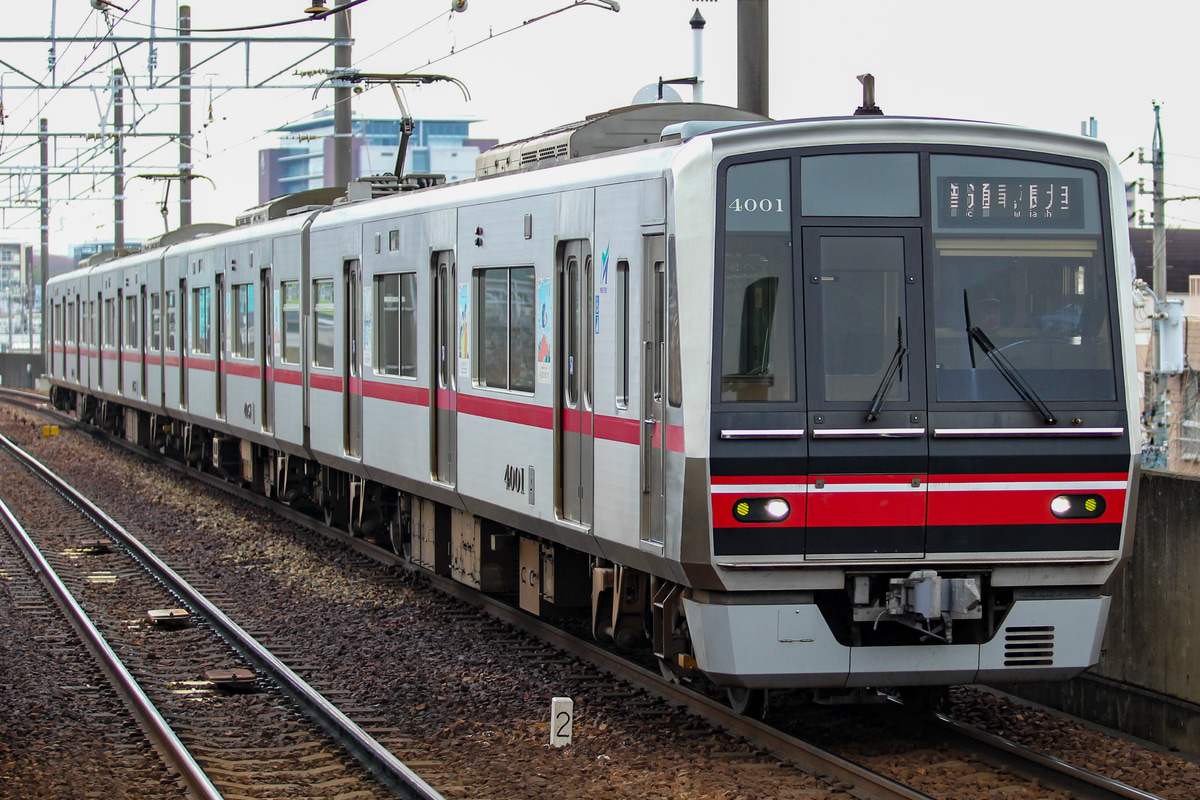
[967,326,1057,424]
[866,317,908,423]
[866,344,908,422]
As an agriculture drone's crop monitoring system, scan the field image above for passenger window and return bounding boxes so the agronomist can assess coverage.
[191,287,210,355]
[232,283,255,358]
[615,261,629,409]
[477,266,535,393]
[125,295,138,349]
[374,272,417,378]
[150,294,161,351]
[165,291,177,352]
[280,281,301,365]
[104,298,116,347]
[312,278,335,368]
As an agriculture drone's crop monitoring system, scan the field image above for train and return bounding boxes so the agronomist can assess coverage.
[45,101,1140,711]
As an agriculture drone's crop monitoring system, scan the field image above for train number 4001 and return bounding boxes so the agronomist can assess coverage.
[504,465,525,494]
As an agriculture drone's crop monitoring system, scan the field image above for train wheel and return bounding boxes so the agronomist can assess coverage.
[726,687,766,717]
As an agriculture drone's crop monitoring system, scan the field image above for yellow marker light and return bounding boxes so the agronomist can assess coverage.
[732,497,791,523]
[1050,494,1106,519]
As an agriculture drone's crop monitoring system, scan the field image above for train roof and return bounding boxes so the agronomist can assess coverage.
[475,102,768,177]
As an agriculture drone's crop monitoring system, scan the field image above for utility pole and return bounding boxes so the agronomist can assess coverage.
[1143,104,1166,302]
[332,0,353,189]
[179,5,192,227]
[1136,104,1200,468]
[113,68,125,251]
[737,0,768,117]
[40,118,48,356]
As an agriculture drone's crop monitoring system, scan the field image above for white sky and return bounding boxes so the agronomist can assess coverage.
[5,0,1200,254]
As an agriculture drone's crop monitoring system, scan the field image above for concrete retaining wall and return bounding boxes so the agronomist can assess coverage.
[0,353,43,390]
[1000,470,1200,754]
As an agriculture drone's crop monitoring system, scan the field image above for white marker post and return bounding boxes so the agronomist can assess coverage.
[549,697,573,747]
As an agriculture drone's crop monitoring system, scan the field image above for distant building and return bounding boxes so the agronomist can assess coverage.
[70,240,144,266]
[258,112,498,203]
[1129,227,1200,295]
[0,242,32,298]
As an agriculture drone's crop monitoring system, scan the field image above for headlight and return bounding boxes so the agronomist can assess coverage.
[733,497,791,523]
[1050,494,1106,519]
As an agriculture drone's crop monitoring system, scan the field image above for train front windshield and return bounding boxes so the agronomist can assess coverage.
[929,155,1116,404]
[717,150,1119,410]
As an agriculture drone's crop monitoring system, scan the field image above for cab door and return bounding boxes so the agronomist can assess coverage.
[801,228,928,559]
[558,240,593,527]
[641,235,666,545]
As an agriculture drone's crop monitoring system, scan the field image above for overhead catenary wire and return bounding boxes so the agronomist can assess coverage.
[4,0,619,237]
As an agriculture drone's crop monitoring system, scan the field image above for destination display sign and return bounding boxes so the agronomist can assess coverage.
[937,177,1085,229]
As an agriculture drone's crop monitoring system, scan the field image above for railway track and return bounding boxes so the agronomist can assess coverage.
[0,421,441,800]
[0,390,1185,800]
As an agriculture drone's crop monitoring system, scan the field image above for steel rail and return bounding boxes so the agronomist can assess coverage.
[931,713,1165,800]
[424,571,936,800]
[0,431,444,800]
[0,463,224,800]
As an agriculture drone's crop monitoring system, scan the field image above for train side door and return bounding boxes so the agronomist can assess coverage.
[558,240,594,527]
[801,228,928,559]
[432,250,456,485]
[215,271,226,419]
[641,235,666,545]
[74,299,82,384]
[179,278,188,409]
[117,288,125,390]
[140,285,147,398]
[344,259,362,458]
[261,268,274,433]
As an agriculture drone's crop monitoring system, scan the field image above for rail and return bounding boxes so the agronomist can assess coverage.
[0,430,444,800]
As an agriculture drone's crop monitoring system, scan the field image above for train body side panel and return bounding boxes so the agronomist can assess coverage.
[221,235,277,449]
[306,219,365,474]
[453,194,561,532]
[269,230,309,459]
[360,209,455,495]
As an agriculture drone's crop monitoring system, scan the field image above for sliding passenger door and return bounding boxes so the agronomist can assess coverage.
[140,286,148,399]
[117,289,125,390]
[344,259,362,458]
[179,278,189,409]
[641,235,666,545]
[801,228,928,559]
[74,300,82,384]
[432,250,456,485]
[261,268,274,434]
[558,240,593,527]
[215,272,226,420]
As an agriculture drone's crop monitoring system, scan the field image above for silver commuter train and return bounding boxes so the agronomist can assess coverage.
[46,104,1140,706]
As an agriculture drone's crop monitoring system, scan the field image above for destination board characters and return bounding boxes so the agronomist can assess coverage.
[938,177,1085,229]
